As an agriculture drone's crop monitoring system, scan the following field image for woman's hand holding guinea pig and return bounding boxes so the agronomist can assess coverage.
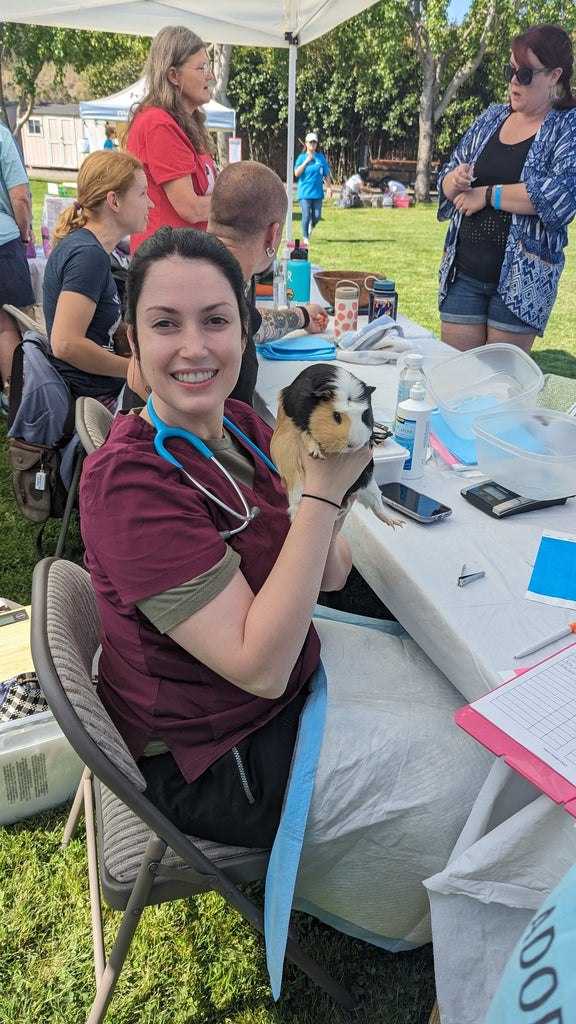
[298,437,374,509]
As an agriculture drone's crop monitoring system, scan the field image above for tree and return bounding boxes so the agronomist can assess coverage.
[211,43,234,168]
[0,23,150,141]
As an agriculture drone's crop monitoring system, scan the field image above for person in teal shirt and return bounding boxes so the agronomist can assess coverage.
[294,132,330,245]
[103,125,118,150]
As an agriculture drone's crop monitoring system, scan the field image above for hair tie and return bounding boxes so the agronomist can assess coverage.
[74,201,83,213]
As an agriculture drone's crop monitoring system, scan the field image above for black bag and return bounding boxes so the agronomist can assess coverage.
[6,334,76,525]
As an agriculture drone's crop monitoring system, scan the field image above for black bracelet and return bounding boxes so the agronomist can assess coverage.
[301,493,342,511]
[299,306,310,328]
[485,185,493,209]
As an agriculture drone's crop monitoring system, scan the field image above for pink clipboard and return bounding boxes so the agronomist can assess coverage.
[455,642,576,819]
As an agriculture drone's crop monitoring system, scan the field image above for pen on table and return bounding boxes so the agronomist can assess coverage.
[513,622,576,660]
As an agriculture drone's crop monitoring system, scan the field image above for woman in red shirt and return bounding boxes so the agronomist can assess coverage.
[127,25,217,254]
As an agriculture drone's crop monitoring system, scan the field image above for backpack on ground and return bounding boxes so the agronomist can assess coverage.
[6,333,78,526]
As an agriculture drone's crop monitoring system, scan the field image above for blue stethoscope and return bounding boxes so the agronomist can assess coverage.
[147,396,278,540]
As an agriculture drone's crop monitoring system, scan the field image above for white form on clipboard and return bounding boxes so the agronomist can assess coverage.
[456,642,576,816]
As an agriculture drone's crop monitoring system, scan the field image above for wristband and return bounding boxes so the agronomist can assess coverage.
[494,185,502,211]
[301,493,341,511]
[299,306,310,328]
[485,185,493,209]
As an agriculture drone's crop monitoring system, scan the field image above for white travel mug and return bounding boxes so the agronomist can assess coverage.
[333,280,360,341]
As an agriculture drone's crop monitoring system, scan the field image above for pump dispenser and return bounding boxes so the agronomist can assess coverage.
[394,382,432,481]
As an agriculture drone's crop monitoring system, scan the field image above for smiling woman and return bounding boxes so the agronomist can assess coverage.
[126,25,217,254]
[77,226,492,961]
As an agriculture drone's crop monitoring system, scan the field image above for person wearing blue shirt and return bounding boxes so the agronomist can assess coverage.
[0,123,35,411]
[103,125,118,150]
[294,132,330,245]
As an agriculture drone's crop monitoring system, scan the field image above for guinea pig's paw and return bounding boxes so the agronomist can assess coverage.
[379,509,405,529]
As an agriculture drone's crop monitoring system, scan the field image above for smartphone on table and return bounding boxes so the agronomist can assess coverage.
[379,482,452,523]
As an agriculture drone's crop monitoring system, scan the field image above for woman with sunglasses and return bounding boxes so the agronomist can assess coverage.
[437,23,576,352]
[126,25,217,254]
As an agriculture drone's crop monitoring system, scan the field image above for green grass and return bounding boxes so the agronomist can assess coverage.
[2,189,576,1023]
[0,807,437,1023]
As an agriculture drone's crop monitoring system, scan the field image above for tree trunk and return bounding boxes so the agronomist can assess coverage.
[414,53,436,203]
[0,25,9,129]
[212,43,234,168]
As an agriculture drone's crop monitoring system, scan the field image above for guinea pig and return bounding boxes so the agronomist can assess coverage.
[270,362,403,527]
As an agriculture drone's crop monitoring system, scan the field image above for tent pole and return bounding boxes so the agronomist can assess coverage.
[285,32,298,243]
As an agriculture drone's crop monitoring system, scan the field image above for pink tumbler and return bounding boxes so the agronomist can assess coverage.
[333,280,360,341]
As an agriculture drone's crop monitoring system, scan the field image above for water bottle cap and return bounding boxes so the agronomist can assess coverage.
[373,279,395,292]
[290,245,309,261]
[404,353,424,367]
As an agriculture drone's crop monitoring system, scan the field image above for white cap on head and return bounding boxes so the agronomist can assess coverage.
[305,132,318,142]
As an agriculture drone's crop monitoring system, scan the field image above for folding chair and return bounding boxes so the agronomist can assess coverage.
[75,396,114,455]
[30,557,355,1024]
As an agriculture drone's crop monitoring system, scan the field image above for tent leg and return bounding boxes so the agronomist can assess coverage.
[284,32,298,243]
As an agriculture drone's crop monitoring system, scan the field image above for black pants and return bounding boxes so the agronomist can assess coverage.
[138,687,309,848]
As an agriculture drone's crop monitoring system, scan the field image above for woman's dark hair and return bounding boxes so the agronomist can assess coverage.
[511,24,576,110]
[125,227,249,356]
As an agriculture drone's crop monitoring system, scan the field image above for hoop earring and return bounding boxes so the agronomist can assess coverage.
[265,246,275,258]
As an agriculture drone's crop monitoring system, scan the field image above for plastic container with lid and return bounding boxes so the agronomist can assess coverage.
[472,406,576,500]
[366,277,398,322]
[372,436,409,485]
[426,344,543,440]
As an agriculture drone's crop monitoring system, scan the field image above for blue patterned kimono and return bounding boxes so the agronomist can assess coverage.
[438,104,576,334]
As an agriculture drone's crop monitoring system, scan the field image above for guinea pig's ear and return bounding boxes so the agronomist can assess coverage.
[312,385,335,400]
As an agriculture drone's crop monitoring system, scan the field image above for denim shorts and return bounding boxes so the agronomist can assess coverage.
[440,269,535,335]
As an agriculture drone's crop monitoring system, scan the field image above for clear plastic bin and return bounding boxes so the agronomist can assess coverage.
[426,344,543,440]
[472,407,576,499]
[0,710,83,825]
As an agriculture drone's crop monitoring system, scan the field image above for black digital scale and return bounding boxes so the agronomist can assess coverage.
[460,480,568,518]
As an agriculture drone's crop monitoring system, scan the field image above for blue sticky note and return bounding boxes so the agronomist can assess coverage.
[527,533,576,606]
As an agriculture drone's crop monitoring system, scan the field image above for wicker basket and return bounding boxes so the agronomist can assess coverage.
[313,270,385,308]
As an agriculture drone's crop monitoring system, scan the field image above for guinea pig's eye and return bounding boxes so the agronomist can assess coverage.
[332,411,342,424]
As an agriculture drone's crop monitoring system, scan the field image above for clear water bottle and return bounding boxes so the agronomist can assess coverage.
[393,353,426,431]
[273,258,288,307]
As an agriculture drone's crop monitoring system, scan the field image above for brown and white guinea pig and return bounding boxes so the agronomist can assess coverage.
[270,363,403,527]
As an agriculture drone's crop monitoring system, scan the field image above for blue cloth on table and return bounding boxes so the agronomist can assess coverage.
[257,335,336,360]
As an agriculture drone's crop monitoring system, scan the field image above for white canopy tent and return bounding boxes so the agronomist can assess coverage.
[79,78,235,152]
[4,1,380,237]
[80,78,235,131]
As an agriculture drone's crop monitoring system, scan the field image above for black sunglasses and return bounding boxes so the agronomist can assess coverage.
[504,63,555,86]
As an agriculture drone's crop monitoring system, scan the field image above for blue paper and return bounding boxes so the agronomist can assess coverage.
[527,531,576,608]
[430,411,478,465]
